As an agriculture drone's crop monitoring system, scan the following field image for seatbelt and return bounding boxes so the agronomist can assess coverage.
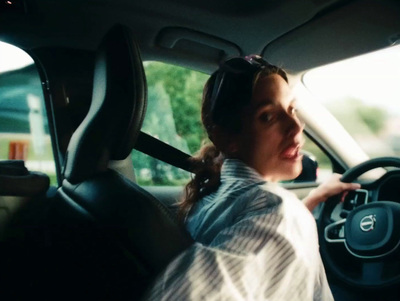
[134,131,193,172]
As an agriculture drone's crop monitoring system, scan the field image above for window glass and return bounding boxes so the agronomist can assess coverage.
[0,42,56,184]
[303,45,400,159]
[141,61,208,153]
[132,62,208,185]
[301,135,331,183]
[132,149,190,186]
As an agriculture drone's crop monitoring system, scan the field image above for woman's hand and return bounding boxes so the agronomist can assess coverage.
[303,173,361,211]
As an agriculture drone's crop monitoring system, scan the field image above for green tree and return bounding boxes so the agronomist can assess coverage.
[327,98,387,135]
[357,105,386,134]
[133,62,208,185]
[132,82,190,185]
[144,61,208,153]
[302,136,331,169]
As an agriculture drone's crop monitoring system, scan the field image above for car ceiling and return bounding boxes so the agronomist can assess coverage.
[0,0,400,73]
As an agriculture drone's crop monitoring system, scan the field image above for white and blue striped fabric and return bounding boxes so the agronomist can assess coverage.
[145,159,333,301]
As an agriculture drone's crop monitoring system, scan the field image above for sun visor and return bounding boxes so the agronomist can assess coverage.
[155,27,242,73]
[263,0,400,72]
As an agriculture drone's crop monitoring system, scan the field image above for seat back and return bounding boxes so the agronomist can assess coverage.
[64,24,146,183]
[53,24,193,299]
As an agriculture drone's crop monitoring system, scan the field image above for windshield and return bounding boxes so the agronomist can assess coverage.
[303,44,400,159]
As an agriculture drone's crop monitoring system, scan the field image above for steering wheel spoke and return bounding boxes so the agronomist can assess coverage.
[324,219,346,243]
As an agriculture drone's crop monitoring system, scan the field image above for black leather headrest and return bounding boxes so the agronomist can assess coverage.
[64,24,147,183]
[0,160,50,196]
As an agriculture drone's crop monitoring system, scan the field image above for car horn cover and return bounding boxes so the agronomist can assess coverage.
[344,201,400,258]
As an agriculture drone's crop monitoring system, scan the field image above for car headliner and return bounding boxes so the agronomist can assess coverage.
[0,0,399,73]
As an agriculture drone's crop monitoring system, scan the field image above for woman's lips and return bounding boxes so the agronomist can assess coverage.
[280,144,302,160]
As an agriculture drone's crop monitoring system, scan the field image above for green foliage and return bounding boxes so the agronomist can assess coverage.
[302,136,331,169]
[144,61,208,153]
[309,97,389,168]
[357,105,386,134]
[132,62,208,185]
[327,98,387,135]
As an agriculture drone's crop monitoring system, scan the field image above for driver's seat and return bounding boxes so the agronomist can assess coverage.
[51,24,193,300]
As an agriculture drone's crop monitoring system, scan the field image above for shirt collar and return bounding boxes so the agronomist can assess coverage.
[220,159,266,184]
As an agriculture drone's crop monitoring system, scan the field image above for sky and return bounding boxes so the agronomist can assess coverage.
[0,41,33,73]
[303,44,400,115]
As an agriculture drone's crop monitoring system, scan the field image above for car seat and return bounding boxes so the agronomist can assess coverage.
[52,24,193,300]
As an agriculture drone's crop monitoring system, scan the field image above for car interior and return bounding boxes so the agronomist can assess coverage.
[1,0,400,300]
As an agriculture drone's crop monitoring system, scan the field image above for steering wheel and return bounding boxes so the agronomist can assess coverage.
[318,157,400,289]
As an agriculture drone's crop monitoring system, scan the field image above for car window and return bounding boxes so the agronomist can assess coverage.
[301,136,331,183]
[0,42,56,184]
[141,61,209,153]
[303,44,400,160]
[132,62,208,185]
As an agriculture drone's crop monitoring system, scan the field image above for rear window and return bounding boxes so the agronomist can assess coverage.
[132,62,208,185]
[0,42,56,184]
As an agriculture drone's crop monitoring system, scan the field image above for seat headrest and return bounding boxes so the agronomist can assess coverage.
[64,24,147,183]
[0,160,50,196]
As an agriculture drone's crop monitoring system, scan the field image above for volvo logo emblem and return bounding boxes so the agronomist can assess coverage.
[360,215,376,232]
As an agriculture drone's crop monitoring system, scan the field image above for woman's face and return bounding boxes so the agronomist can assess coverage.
[234,73,304,182]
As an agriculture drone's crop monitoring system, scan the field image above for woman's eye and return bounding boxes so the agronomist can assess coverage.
[259,112,272,122]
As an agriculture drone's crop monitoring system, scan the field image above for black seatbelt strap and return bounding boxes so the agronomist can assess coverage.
[134,131,193,172]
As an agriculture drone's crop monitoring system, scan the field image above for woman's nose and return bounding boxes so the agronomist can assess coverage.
[281,111,304,136]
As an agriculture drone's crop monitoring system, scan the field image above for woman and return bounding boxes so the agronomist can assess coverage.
[147,55,360,301]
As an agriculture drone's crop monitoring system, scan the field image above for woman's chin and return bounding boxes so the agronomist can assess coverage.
[281,164,303,181]
[258,160,303,182]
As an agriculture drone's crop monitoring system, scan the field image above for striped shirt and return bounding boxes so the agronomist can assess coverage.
[145,159,333,300]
